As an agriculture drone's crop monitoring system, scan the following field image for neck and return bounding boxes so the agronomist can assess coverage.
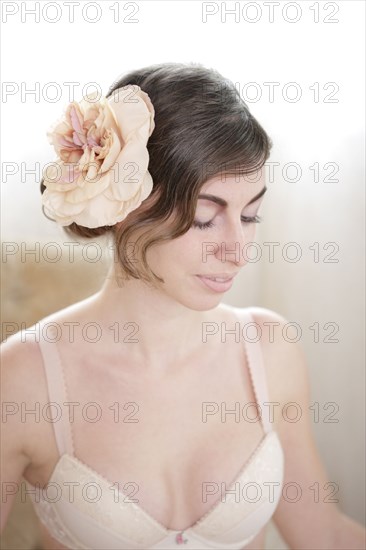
[91,263,219,376]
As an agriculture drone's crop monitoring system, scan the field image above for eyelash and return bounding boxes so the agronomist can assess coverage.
[192,215,262,230]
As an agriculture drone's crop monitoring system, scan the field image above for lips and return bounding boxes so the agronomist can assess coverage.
[197,274,237,282]
[195,274,236,293]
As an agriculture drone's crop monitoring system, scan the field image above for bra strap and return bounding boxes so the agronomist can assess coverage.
[235,308,272,435]
[37,321,75,456]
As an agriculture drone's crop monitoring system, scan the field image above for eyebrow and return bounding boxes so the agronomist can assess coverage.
[197,185,267,207]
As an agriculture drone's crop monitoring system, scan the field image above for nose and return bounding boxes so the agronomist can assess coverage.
[216,220,254,267]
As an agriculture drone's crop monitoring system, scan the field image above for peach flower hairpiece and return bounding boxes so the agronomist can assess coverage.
[41,85,155,228]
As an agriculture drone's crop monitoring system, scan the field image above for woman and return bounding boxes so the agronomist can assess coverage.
[1,62,365,549]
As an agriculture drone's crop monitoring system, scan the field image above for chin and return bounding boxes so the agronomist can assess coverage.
[159,275,225,311]
[177,291,224,313]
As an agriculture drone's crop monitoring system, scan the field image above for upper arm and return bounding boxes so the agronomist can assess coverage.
[0,334,38,532]
[250,307,341,550]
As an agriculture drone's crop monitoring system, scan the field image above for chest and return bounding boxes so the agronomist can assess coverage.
[27,334,279,531]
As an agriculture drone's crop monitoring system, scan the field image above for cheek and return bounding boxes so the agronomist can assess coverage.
[183,230,211,258]
[171,232,204,264]
[146,232,199,270]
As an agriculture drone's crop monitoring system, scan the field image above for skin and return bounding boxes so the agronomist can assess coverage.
[1,171,365,549]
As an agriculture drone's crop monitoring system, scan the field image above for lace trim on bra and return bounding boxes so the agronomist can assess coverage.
[192,431,284,539]
[33,500,88,549]
[27,430,284,548]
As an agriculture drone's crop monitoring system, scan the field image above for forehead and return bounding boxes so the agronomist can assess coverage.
[199,169,265,201]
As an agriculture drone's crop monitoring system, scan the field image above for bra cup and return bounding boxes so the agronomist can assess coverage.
[26,307,285,549]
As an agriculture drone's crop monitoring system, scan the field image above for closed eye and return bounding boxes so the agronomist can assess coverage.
[192,215,262,230]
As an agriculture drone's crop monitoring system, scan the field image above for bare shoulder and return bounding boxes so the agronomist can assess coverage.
[1,328,46,404]
[0,293,99,459]
[1,327,52,462]
[37,291,102,328]
[247,306,311,413]
[1,328,50,530]
[1,291,99,367]
[1,318,71,530]
[219,304,310,407]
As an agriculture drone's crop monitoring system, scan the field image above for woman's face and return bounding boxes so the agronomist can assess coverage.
[145,170,267,310]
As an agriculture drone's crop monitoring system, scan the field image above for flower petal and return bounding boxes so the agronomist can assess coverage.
[42,85,155,228]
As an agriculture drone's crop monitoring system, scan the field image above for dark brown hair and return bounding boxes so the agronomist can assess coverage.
[40,62,272,286]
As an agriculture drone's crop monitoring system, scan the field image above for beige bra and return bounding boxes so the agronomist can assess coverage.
[24,307,284,549]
